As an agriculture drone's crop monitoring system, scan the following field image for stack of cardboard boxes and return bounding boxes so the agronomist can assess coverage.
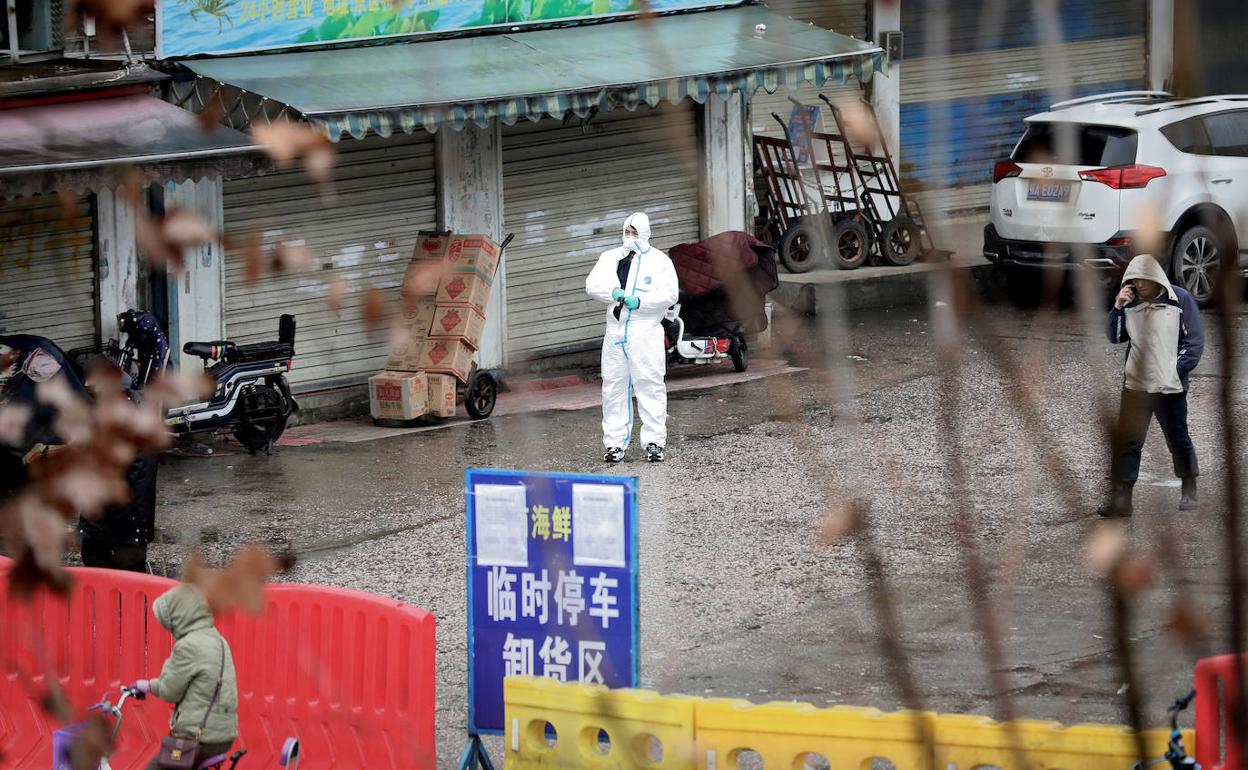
[369,233,501,421]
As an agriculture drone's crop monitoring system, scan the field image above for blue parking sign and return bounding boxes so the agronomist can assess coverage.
[465,469,640,735]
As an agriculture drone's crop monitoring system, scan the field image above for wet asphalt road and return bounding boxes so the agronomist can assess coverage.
[149,292,1248,766]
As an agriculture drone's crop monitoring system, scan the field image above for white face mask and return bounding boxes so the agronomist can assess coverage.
[623,236,649,253]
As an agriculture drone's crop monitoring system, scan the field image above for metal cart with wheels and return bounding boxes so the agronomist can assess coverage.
[819,94,951,265]
[752,111,868,273]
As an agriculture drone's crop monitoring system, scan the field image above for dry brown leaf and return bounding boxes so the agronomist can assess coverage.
[276,242,313,273]
[146,369,215,407]
[835,100,882,149]
[1167,602,1207,645]
[136,208,217,274]
[362,288,387,330]
[57,189,79,227]
[1114,555,1154,596]
[69,714,112,770]
[401,261,446,296]
[163,209,215,249]
[185,546,280,615]
[198,88,226,134]
[816,500,862,545]
[326,278,348,312]
[3,492,74,597]
[0,403,33,447]
[242,230,265,285]
[1085,521,1127,576]
[36,377,92,446]
[69,0,154,39]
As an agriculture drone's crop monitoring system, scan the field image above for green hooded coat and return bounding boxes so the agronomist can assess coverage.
[149,584,239,743]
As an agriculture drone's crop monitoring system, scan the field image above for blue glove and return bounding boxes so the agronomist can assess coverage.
[624,296,640,310]
[611,288,625,301]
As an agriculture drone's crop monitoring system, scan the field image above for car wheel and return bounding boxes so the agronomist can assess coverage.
[779,222,821,273]
[1171,225,1221,305]
[881,216,921,267]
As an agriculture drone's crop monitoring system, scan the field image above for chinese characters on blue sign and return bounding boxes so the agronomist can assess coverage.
[466,469,640,735]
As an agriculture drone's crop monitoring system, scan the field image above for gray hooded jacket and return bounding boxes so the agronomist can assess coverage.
[1106,254,1204,394]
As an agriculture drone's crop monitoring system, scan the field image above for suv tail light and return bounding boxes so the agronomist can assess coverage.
[1078,164,1167,189]
[992,161,1023,183]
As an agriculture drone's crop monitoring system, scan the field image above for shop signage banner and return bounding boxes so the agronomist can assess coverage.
[158,0,736,58]
[464,467,639,735]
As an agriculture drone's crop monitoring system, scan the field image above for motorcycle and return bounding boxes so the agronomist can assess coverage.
[111,310,299,453]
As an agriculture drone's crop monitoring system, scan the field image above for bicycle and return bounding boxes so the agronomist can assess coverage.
[1133,689,1200,770]
[53,685,301,770]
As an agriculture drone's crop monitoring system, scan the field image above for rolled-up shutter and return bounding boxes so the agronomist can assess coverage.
[0,193,97,351]
[751,0,870,139]
[223,133,436,392]
[900,0,1147,219]
[501,103,701,363]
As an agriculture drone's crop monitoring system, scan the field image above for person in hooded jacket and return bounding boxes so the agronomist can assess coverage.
[1100,254,1204,517]
[131,583,239,768]
[585,212,680,462]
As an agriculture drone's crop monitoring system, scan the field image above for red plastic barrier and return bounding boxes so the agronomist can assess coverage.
[0,557,436,769]
[1195,653,1248,770]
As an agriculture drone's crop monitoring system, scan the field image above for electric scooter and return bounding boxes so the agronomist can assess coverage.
[662,304,749,372]
[110,310,299,453]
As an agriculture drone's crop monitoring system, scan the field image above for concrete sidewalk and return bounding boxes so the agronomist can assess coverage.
[771,215,995,314]
[279,357,804,445]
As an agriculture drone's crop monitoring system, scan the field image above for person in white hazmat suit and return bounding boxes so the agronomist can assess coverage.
[585,213,679,463]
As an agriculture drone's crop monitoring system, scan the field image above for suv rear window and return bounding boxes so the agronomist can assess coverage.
[1011,123,1138,166]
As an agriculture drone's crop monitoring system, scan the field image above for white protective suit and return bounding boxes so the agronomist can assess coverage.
[585,213,680,450]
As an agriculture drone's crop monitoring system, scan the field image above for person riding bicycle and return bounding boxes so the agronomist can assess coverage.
[132,583,238,768]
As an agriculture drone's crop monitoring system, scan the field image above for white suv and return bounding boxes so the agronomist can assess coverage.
[984,91,1248,304]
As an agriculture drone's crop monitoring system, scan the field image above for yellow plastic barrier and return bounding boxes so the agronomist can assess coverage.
[505,676,698,769]
[504,677,1192,770]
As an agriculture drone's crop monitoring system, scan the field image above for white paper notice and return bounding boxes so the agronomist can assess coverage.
[572,483,625,568]
[474,484,529,567]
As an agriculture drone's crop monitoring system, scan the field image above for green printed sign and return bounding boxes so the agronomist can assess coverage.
[158,0,729,58]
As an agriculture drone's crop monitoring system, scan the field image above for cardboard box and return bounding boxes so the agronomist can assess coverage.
[445,236,501,282]
[384,330,423,372]
[417,339,475,382]
[426,373,458,418]
[369,371,428,421]
[436,273,492,314]
[397,299,437,338]
[414,233,501,283]
[429,305,487,349]
[412,233,454,261]
[399,259,447,297]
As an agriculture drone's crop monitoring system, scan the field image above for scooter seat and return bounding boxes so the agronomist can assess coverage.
[183,341,235,361]
[233,340,294,364]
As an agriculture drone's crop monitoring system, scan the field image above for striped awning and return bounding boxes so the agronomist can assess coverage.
[184,5,885,141]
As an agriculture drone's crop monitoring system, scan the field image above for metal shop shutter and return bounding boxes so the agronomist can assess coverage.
[750,0,869,139]
[900,0,1147,219]
[502,103,701,363]
[223,132,436,392]
[0,193,97,351]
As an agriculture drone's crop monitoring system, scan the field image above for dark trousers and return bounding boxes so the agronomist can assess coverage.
[1110,389,1199,483]
[80,539,149,573]
[146,740,234,770]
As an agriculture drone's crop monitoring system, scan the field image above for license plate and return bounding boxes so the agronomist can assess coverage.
[1027,181,1072,201]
